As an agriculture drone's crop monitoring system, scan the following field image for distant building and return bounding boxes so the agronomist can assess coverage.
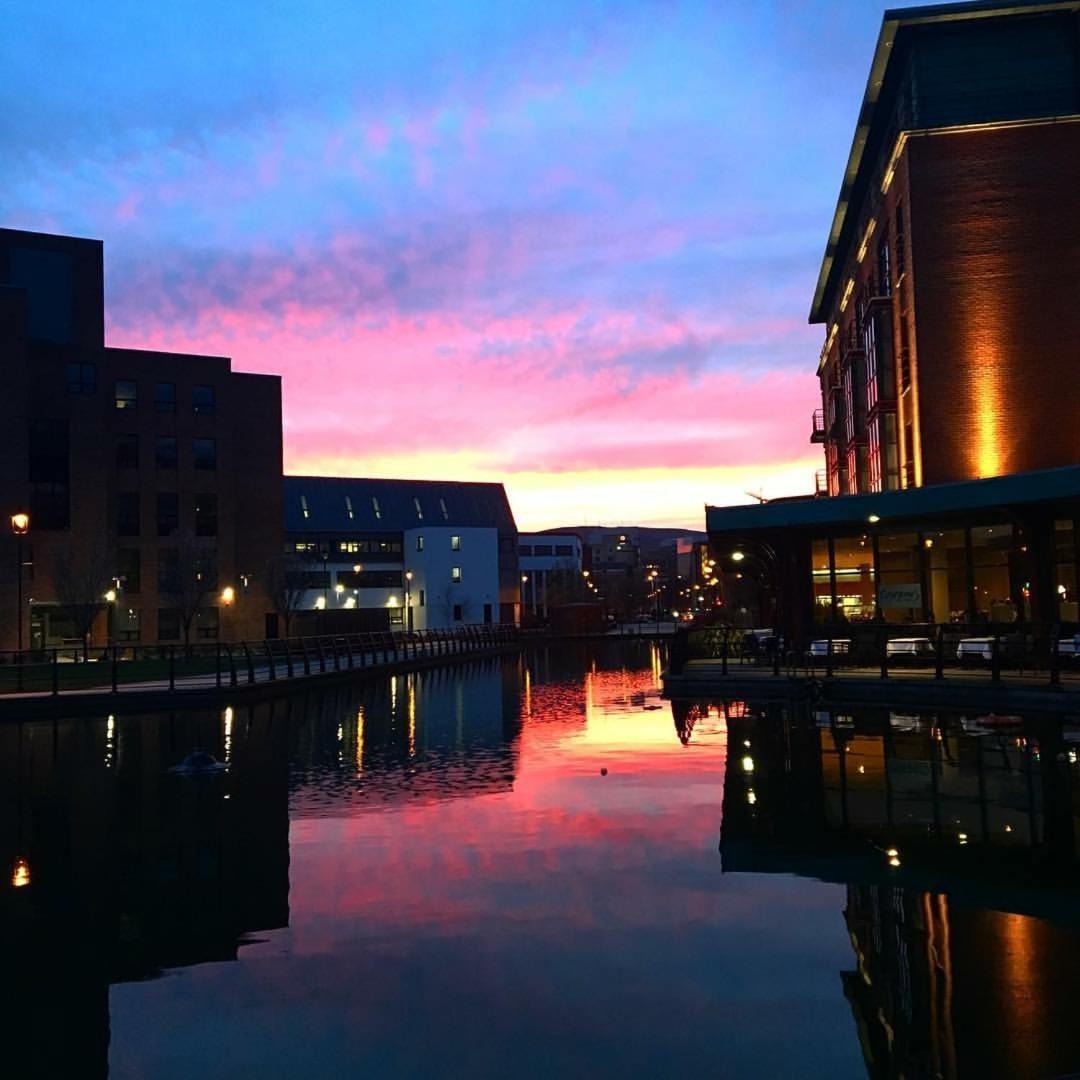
[0,227,283,649]
[518,533,583,621]
[282,476,519,631]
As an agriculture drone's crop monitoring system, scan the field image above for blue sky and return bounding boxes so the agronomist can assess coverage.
[1,1,915,527]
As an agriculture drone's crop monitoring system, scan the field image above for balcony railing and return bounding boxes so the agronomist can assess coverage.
[810,409,826,443]
[814,469,828,496]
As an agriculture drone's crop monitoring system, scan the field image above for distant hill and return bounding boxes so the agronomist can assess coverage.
[535,524,707,554]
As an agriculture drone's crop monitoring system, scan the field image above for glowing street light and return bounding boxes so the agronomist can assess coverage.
[220,585,236,605]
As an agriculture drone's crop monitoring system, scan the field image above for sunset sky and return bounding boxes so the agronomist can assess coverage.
[2,1,906,530]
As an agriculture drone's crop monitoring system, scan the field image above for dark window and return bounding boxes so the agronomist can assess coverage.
[157,549,179,592]
[156,493,179,537]
[419,589,425,607]
[155,436,178,470]
[483,603,493,624]
[154,382,176,413]
[285,571,331,590]
[336,570,402,589]
[519,545,533,556]
[116,434,139,469]
[116,548,141,594]
[193,385,216,415]
[66,362,96,395]
[533,544,553,556]
[116,493,140,537]
[555,545,573,556]
[193,438,217,470]
[196,607,219,640]
[28,418,70,529]
[114,380,137,410]
[452,604,463,621]
[195,494,218,537]
[157,608,181,641]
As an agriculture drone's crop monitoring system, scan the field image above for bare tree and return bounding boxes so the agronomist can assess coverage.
[53,541,113,651]
[264,553,307,637]
[160,532,217,649]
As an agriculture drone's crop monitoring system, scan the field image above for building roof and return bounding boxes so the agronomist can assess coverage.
[707,464,1080,534]
[809,0,1080,323]
[284,475,517,534]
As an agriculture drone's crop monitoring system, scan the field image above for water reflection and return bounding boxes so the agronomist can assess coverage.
[6,643,1080,1077]
[708,698,1080,1079]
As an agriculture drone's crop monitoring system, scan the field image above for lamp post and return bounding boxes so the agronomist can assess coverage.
[648,568,660,632]
[10,511,29,660]
[404,570,413,631]
[521,573,529,625]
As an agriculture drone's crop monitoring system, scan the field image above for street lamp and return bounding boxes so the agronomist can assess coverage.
[10,511,29,663]
[404,570,413,631]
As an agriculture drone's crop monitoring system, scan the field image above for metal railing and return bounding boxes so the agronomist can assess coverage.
[0,623,521,698]
[673,622,1080,688]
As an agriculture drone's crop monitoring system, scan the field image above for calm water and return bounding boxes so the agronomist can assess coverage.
[5,642,1080,1078]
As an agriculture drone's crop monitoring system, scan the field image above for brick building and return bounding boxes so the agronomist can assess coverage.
[811,0,1080,496]
[0,227,283,650]
[707,0,1080,644]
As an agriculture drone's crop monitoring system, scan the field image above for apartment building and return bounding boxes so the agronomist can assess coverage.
[0,227,283,649]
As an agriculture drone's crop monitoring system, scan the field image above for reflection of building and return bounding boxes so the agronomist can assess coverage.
[282,476,519,632]
[0,702,291,1077]
[705,1,1080,643]
[715,699,1080,1079]
[0,227,283,649]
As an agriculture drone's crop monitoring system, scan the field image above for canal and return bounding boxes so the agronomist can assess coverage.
[4,640,1080,1077]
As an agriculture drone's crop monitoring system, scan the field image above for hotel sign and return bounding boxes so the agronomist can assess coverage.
[878,583,922,609]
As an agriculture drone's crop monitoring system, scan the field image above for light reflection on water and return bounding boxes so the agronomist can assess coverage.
[4,642,1080,1077]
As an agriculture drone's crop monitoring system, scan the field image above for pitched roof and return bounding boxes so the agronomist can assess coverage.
[283,475,517,533]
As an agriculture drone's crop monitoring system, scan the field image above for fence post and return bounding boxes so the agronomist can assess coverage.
[300,639,311,676]
[1050,625,1061,687]
[825,637,834,679]
[935,624,945,680]
[265,641,276,681]
[346,635,355,669]
[721,639,728,676]
[227,644,238,687]
[991,632,1001,683]
[15,647,23,693]
[879,628,888,679]
[242,642,256,684]
[216,642,223,689]
[169,645,176,692]
[316,638,326,673]
[52,648,59,696]
[111,645,119,694]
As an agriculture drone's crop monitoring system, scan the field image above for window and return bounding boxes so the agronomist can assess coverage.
[1055,519,1077,621]
[155,436,178,469]
[293,541,318,555]
[519,545,534,557]
[193,385,216,415]
[157,549,179,592]
[453,604,463,622]
[116,493,140,537]
[451,566,462,583]
[114,380,137,410]
[116,433,139,469]
[29,418,70,530]
[345,495,354,519]
[67,361,96,395]
[157,608,181,641]
[156,493,179,537]
[115,607,140,643]
[154,382,176,413]
[533,544,553,556]
[372,496,381,520]
[419,589,425,608]
[300,494,310,519]
[483,603,493,625]
[116,548,141,595]
[439,497,449,520]
[413,496,424,520]
[336,570,402,589]
[285,570,330,590]
[555,545,573,556]
[416,535,424,552]
[193,437,217,470]
[195,494,218,537]
[451,535,461,551]
[196,607,219,640]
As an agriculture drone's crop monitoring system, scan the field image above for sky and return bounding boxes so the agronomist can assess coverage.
[1,1,917,530]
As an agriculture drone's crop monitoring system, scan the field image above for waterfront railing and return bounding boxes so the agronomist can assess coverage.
[0,623,521,697]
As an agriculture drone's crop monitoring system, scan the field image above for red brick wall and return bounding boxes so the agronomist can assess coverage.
[908,121,1080,485]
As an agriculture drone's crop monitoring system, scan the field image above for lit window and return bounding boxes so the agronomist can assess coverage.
[372,496,381,520]
[413,497,423,520]
[115,380,137,410]
[451,566,462,583]
[345,495,354,519]
[439,497,449,520]
[416,535,424,552]
[451,535,461,551]
[300,495,310,519]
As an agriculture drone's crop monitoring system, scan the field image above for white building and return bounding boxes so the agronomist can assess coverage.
[282,477,519,632]
[518,533,584,620]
